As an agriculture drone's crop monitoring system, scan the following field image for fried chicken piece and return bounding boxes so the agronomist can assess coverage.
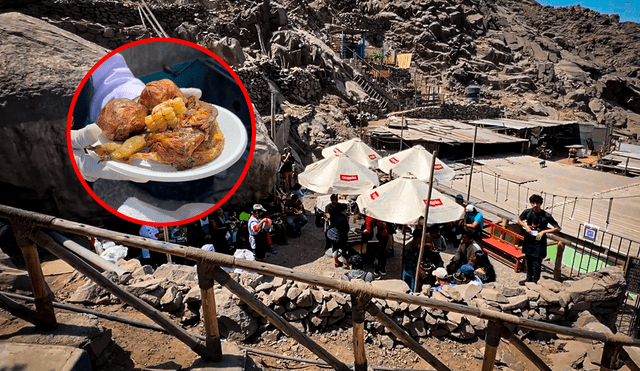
[145,98,224,170]
[97,98,147,141]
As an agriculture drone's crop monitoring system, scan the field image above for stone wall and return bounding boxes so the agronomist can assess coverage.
[19,0,205,49]
[69,260,626,346]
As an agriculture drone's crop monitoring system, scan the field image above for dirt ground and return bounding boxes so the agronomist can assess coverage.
[0,194,558,370]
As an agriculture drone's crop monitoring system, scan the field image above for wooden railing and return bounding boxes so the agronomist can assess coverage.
[1,204,639,371]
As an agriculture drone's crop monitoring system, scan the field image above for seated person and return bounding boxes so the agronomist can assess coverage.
[473,250,496,283]
[432,267,452,291]
[265,194,288,246]
[340,255,377,282]
[464,205,484,239]
[453,264,483,286]
[423,224,446,268]
[283,194,308,237]
[447,228,482,274]
[355,214,389,276]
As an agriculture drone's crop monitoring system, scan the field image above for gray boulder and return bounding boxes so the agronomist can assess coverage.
[207,37,246,66]
[0,13,110,222]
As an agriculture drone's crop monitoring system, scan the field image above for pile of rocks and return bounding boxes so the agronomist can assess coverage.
[403,102,503,120]
[65,260,626,346]
[275,67,322,103]
[235,65,272,114]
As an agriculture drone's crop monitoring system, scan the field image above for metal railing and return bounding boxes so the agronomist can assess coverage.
[1,204,640,371]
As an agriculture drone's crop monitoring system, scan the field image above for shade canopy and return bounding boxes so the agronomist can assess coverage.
[378,145,455,183]
[356,173,464,225]
[298,154,380,195]
[321,138,381,169]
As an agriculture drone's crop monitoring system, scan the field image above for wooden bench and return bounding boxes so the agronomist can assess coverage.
[480,221,526,272]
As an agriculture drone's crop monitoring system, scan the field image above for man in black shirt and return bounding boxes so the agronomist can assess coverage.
[518,194,561,283]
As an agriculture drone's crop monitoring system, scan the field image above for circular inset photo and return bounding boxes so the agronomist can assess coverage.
[68,38,255,226]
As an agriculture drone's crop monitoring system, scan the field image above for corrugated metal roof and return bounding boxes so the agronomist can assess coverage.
[470,118,584,130]
[369,117,527,145]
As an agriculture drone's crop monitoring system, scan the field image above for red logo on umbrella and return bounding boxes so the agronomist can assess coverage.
[370,191,379,200]
[434,164,444,170]
[340,174,359,181]
[368,154,377,160]
[389,157,399,164]
[423,198,443,207]
[333,148,342,153]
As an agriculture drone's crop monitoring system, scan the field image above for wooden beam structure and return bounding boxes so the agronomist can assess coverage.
[210,266,351,371]
[0,292,43,327]
[47,231,130,280]
[365,301,451,371]
[10,218,57,330]
[500,325,552,371]
[2,204,640,371]
[482,321,502,371]
[351,294,369,371]
[28,230,218,361]
[197,260,222,361]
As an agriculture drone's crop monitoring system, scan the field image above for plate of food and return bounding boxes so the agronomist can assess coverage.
[87,79,248,182]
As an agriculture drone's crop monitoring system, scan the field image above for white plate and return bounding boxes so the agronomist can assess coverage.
[92,105,248,182]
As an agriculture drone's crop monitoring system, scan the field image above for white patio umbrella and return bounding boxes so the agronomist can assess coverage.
[321,138,381,169]
[298,154,380,195]
[378,145,455,183]
[356,173,464,225]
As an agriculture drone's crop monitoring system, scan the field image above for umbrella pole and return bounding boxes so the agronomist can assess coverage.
[413,150,438,292]
[401,224,407,280]
[466,124,478,202]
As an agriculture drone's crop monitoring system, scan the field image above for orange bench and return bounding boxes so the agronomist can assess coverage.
[480,221,526,272]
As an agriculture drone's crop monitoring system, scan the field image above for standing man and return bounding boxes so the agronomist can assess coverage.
[248,204,270,262]
[464,204,484,239]
[518,194,560,283]
[279,147,295,191]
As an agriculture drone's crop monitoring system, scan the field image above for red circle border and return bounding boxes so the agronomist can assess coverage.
[66,37,256,227]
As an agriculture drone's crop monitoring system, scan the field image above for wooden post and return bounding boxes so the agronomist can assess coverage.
[270,92,276,139]
[619,347,640,371]
[600,342,619,371]
[210,266,351,371]
[28,230,217,361]
[554,242,565,281]
[365,302,452,371]
[10,219,57,330]
[500,325,552,371]
[482,321,502,371]
[351,294,368,371]
[197,260,222,361]
[467,123,478,202]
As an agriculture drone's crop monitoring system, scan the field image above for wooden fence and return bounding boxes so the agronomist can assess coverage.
[1,204,639,371]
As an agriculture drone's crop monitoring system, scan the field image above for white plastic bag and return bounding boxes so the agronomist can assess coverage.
[233,249,255,273]
[100,244,128,264]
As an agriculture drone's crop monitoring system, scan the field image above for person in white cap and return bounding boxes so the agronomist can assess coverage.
[248,204,271,261]
[464,204,484,239]
[432,267,450,291]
